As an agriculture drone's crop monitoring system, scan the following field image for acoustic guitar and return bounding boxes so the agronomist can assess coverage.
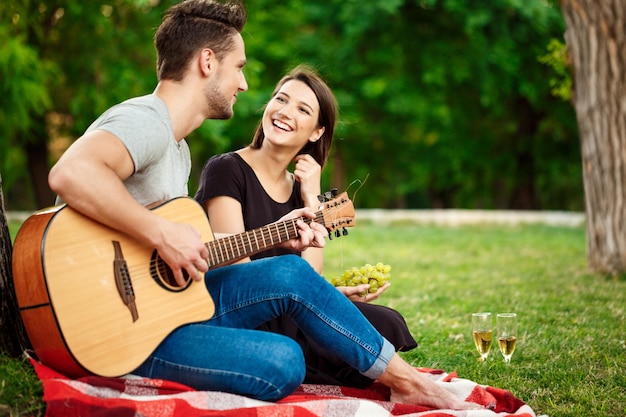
[12,193,354,378]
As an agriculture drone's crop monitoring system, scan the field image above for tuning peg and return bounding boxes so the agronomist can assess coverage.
[317,195,325,203]
[335,230,341,238]
[331,188,338,197]
[342,228,348,236]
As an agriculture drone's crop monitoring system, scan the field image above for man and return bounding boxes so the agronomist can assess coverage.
[49,0,480,410]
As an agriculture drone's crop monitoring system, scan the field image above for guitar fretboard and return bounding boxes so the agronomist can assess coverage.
[205,214,322,268]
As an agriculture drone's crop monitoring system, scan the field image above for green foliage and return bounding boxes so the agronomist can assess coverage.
[0,0,581,211]
[0,28,52,140]
[538,39,572,101]
[231,0,581,210]
[0,1,176,207]
[0,25,54,203]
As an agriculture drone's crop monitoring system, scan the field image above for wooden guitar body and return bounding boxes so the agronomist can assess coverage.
[12,198,215,377]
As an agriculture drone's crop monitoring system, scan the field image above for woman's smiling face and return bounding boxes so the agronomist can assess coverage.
[262,79,325,149]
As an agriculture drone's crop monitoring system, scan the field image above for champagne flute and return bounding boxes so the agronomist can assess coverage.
[472,312,493,362]
[497,313,517,364]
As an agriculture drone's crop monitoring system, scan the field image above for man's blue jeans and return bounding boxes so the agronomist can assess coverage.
[134,255,395,401]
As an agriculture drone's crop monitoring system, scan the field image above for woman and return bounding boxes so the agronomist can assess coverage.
[195,65,416,388]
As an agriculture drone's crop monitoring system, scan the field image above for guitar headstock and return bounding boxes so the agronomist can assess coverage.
[317,189,355,239]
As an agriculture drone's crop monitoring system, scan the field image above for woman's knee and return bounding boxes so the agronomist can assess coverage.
[262,255,326,287]
[266,254,309,272]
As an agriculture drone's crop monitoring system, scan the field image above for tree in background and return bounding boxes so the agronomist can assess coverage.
[561,0,626,275]
[0,174,29,356]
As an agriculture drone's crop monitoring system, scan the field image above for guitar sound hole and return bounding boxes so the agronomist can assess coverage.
[150,250,191,292]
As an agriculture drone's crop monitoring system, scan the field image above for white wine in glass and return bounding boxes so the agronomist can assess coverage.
[497,313,517,364]
[472,312,492,362]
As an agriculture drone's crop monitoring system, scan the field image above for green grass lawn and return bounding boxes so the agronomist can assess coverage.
[2,219,625,416]
[323,221,625,417]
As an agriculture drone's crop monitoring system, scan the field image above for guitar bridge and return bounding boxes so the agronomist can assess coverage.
[112,240,139,322]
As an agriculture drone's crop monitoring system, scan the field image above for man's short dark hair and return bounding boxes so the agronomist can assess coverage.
[155,0,247,81]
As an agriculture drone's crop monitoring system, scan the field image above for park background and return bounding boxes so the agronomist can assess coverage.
[0,0,580,213]
[3,1,626,417]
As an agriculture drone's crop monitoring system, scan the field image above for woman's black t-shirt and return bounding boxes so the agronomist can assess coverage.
[194,152,304,259]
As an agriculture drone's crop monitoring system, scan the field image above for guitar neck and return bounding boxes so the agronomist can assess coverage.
[205,214,320,268]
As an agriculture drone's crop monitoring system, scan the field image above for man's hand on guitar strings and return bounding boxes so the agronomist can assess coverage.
[155,220,209,286]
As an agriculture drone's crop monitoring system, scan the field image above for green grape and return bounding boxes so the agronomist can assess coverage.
[368,278,379,293]
[328,262,392,296]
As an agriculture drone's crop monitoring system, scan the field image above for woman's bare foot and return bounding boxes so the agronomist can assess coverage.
[377,354,483,410]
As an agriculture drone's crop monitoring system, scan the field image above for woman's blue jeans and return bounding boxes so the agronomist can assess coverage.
[134,255,395,401]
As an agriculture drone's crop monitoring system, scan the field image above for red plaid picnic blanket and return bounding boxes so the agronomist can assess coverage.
[29,356,545,417]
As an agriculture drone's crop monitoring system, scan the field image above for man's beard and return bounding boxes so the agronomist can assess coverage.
[204,75,233,120]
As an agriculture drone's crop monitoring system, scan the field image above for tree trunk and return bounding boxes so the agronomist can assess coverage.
[330,148,347,194]
[561,0,626,275]
[25,132,56,209]
[0,174,31,356]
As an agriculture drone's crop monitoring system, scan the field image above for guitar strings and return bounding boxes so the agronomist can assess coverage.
[122,201,352,286]
[346,173,368,207]
[204,203,350,262]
